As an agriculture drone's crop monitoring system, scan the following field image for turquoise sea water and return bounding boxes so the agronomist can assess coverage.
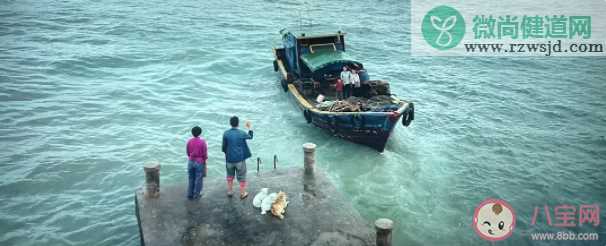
[1,0,605,245]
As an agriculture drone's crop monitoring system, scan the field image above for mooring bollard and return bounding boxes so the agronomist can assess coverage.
[375,218,394,246]
[303,143,316,175]
[273,154,277,169]
[143,163,160,198]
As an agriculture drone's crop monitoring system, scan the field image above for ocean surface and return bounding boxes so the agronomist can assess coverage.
[1,0,605,245]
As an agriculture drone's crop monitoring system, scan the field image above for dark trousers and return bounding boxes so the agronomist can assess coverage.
[187,160,204,199]
[353,85,363,97]
[344,84,352,98]
[336,90,343,100]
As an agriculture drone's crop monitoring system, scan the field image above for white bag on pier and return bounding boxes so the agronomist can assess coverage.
[252,188,269,208]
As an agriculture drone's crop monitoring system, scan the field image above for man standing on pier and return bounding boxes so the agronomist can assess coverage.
[222,116,253,199]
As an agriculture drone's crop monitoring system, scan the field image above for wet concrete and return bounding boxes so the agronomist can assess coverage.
[135,167,374,246]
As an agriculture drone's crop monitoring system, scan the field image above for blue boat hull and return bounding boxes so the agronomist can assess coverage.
[305,108,401,152]
[285,83,408,152]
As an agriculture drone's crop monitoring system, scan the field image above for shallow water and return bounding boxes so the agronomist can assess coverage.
[1,0,605,245]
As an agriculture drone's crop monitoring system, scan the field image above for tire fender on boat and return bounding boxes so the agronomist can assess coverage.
[280,78,288,92]
[303,109,312,124]
[286,73,295,83]
[273,60,278,72]
[402,102,414,127]
[329,116,338,133]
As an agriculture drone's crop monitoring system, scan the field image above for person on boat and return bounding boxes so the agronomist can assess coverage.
[351,69,361,97]
[335,78,344,100]
[357,68,369,97]
[340,66,352,98]
[186,126,208,200]
[222,116,254,199]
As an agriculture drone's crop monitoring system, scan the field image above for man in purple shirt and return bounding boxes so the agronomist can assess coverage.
[186,126,208,200]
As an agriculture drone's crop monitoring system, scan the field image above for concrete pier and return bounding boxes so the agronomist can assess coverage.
[135,167,374,246]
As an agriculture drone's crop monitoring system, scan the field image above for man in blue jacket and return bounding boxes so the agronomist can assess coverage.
[222,116,253,199]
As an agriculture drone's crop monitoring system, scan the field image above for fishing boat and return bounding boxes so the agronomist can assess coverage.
[272,30,414,152]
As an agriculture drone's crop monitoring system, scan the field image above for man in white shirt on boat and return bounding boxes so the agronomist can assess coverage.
[340,66,352,98]
[351,69,361,97]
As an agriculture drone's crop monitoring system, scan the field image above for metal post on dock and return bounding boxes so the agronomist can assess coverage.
[375,218,394,246]
[303,143,316,175]
[143,163,160,198]
[257,157,261,173]
[273,154,277,169]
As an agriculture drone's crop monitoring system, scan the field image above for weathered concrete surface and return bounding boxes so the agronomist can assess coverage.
[135,167,374,246]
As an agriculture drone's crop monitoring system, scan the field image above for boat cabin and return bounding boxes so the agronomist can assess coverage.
[281,31,369,83]
[279,31,379,100]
